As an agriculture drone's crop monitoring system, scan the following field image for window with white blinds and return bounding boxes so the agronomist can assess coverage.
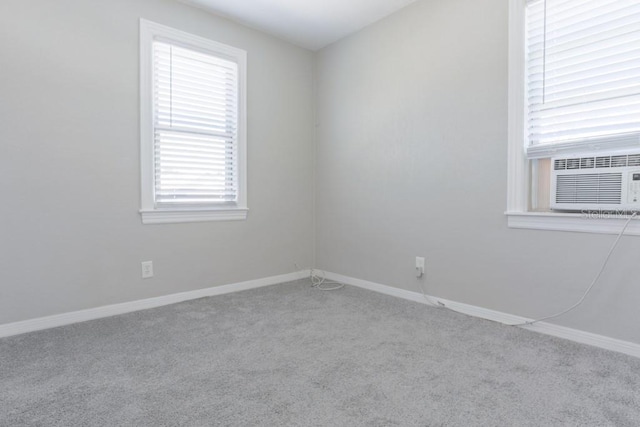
[525,0,640,159]
[140,20,247,224]
[153,42,238,206]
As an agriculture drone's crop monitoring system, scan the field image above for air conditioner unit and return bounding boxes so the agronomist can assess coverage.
[550,151,640,212]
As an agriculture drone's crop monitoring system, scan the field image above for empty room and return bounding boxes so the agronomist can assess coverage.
[2,0,640,425]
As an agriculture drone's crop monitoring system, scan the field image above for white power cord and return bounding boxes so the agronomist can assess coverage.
[415,212,638,328]
[415,276,444,308]
[310,269,345,291]
[507,211,638,327]
[307,211,637,320]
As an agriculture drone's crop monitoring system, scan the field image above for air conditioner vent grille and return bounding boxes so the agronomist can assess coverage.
[596,156,611,168]
[556,173,622,205]
[554,159,566,170]
[612,155,627,167]
[554,154,640,171]
[581,157,594,169]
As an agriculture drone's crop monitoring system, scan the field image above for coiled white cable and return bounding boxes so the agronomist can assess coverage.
[310,269,345,291]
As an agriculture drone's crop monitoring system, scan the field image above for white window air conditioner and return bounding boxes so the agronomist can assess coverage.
[551,151,640,212]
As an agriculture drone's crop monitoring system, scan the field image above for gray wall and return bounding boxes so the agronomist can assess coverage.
[2,0,639,346]
[0,0,315,323]
[315,0,640,344]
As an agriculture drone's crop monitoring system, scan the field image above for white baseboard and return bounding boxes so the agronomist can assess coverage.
[5,269,639,359]
[0,270,310,339]
[320,270,640,359]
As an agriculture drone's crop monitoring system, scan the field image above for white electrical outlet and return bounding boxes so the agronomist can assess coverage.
[415,257,425,278]
[141,261,154,279]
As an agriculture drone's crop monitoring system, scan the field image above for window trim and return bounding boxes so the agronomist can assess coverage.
[139,19,248,224]
[507,0,529,215]
[505,0,640,236]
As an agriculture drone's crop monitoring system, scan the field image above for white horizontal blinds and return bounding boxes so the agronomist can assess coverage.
[526,0,640,157]
[153,41,239,206]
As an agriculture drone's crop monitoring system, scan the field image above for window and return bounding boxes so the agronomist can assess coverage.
[525,0,640,159]
[507,0,640,235]
[139,20,247,224]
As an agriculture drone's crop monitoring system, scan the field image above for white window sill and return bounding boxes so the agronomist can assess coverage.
[140,208,248,224]
[506,211,640,236]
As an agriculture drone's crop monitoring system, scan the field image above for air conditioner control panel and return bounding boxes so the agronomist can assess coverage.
[630,172,640,204]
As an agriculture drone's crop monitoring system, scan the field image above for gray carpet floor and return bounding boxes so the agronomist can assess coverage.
[2,279,640,426]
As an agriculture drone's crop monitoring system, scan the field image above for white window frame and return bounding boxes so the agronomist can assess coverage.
[506,0,640,236]
[139,19,248,224]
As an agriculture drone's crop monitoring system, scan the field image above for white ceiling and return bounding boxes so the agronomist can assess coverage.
[180,0,418,51]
